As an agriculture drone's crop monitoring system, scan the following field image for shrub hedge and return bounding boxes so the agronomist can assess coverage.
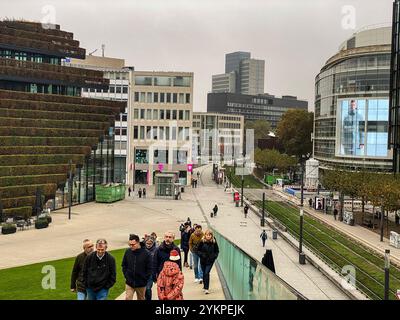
[0,99,120,115]
[0,184,57,199]
[1,196,36,209]
[0,117,109,130]
[0,174,67,188]
[0,164,76,177]
[0,154,85,166]
[0,136,99,147]
[0,127,104,137]
[0,146,92,156]
[3,206,32,219]
[0,89,125,111]
[0,108,115,123]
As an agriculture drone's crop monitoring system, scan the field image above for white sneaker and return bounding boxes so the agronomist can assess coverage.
[204,290,209,294]
[194,279,199,283]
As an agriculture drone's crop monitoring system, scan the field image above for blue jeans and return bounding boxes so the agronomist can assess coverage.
[77,291,87,300]
[192,253,203,280]
[145,278,153,301]
[201,263,214,290]
[86,288,109,300]
[189,251,193,267]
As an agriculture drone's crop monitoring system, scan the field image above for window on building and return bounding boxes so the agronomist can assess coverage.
[167,93,171,103]
[133,126,138,139]
[140,126,145,139]
[179,93,184,104]
[110,86,115,93]
[160,109,165,120]
[134,92,139,102]
[172,127,177,140]
[160,93,165,103]
[135,149,148,164]
[173,93,178,103]
[154,77,171,86]
[153,109,159,120]
[159,127,165,140]
[134,108,139,119]
[153,126,158,140]
[178,127,183,140]
[123,86,128,94]
[154,92,159,103]
[147,109,152,120]
[172,110,177,120]
[140,109,145,119]
[147,92,152,103]
[135,76,152,85]
[185,127,190,141]
[185,110,190,120]
[179,110,184,120]
[186,93,190,104]
[146,126,151,139]
[166,126,170,140]
[166,110,171,120]
[140,92,146,102]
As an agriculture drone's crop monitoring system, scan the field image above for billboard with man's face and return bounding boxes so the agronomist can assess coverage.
[336,98,389,158]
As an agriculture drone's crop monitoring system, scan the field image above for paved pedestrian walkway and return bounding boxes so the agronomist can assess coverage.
[115,264,224,300]
[192,165,349,300]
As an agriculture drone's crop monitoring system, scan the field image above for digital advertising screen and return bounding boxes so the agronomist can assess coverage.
[336,98,389,158]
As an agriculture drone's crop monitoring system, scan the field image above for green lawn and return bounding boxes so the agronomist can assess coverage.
[0,240,181,300]
[254,200,400,300]
[225,166,265,189]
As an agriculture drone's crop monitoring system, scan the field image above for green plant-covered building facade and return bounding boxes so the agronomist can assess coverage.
[0,20,125,219]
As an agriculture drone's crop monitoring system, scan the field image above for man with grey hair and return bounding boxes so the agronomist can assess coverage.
[153,231,182,282]
[70,239,94,300]
[83,239,116,300]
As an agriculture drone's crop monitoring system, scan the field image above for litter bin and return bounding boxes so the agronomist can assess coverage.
[350,219,355,226]
[272,230,278,240]
[299,252,306,265]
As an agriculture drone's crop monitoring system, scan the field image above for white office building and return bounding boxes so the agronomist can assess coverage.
[127,71,194,186]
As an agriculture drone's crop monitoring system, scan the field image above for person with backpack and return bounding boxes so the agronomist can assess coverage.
[197,230,219,294]
[260,230,268,247]
[157,250,184,300]
[189,225,204,283]
[244,204,249,219]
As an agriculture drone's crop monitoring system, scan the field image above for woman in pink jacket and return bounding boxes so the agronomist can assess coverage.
[157,250,184,300]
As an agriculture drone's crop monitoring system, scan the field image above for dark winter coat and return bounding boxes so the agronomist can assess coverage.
[145,242,158,277]
[122,246,152,288]
[181,231,191,251]
[153,242,182,280]
[83,251,116,293]
[197,239,219,265]
[70,252,89,292]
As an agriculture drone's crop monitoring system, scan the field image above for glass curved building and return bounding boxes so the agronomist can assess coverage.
[313,26,392,171]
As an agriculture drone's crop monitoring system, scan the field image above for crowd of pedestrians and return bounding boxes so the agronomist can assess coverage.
[70,216,220,300]
[127,186,147,199]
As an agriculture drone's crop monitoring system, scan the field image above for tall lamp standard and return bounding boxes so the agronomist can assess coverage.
[385,249,390,300]
[68,159,73,220]
[299,161,306,265]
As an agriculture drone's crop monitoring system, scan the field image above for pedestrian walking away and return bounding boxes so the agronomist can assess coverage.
[138,188,142,199]
[260,230,268,247]
[333,208,338,221]
[143,187,146,198]
[122,234,152,300]
[70,239,94,300]
[244,204,249,218]
[197,230,219,294]
[144,235,158,300]
[157,250,184,300]
[212,204,218,217]
[189,225,204,283]
[181,223,191,268]
[153,232,182,282]
[128,186,132,197]
[83,239,116,300]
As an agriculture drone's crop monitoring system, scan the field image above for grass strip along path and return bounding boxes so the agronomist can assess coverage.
[0,240,181,300]
[225,166,265,189]
[254,199,400,300]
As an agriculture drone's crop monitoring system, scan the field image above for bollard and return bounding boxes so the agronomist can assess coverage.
[272,230,278,240]
[299,252,306,265]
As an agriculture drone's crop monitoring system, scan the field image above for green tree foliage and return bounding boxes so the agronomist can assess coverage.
[254,148,296,173]
[245,120,272,145]
[276,109,314,159]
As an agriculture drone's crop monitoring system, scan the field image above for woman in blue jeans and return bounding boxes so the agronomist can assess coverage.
[197,230,219,294]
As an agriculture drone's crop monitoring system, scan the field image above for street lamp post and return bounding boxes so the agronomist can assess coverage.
[299,162,306,265]
[385,249,390,300]
[68,160,73,220]
[261,192,266,227]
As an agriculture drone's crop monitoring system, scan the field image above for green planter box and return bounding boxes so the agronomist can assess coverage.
[96,184,126,203]
[2,226,16,234]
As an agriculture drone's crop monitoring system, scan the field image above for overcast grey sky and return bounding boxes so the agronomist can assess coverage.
[0,0,394,111]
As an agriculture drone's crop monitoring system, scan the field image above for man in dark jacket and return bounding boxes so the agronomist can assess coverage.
[213,204,218,217]
[153,231,182,281]
[70,239,94,300]
[144,235,157,300]
[181,223,191,268]
[83,239,116,300]
[122,234,152,300]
